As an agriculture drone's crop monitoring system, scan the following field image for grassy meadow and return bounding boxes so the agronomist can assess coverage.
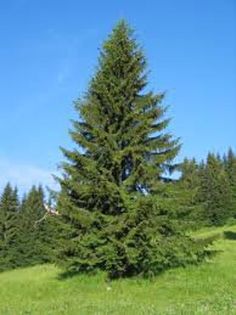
[0,225,236,315]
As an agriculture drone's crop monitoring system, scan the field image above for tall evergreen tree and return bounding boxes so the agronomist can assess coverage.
[199,153,231,226]
[57,21,206,278]
[224,148,236,217]
[15,185,55,267]
[180,158,201,202]
[178,158,203,226]
[0,183,19,271]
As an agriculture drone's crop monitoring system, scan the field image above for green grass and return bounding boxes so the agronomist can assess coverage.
[1,225,236,315]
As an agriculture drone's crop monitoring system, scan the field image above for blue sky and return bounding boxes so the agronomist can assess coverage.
[0,0,235,193]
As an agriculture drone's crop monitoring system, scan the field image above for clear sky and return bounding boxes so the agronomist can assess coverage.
[0,0,235,193]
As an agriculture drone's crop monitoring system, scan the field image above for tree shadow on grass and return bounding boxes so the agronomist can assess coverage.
[224,230,236,240]
[57,269,100,281]
[204,248,222,259]
[194,233,223,261]
[57,270,79,280]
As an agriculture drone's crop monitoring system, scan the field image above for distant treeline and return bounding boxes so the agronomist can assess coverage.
[0,185,60,271]
[179,148,236,227]
[0,148,235,273]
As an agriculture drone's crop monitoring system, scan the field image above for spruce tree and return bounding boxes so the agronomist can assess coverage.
[4,185,60,269]
[178,158,203,226]
[224,148,236,217]
[57,21,206,278]
[16,186,52,267]
[199,153,231,226]
[180,157,201,205]
[0,183,19,271]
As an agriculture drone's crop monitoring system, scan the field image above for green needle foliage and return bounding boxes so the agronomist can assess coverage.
[0,183,19,271]
[178,158,204,226]
[15,185,59,268]
[199,153,232,226]
[224,148,236,217]
[16,186,47,266]
[57,21,206,278]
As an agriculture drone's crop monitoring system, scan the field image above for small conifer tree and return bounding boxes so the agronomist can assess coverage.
[199,153,231,225]
[224,148,236,217]
[0,183,19,271]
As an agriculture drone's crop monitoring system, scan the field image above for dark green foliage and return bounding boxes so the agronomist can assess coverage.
[57,21,205,278]
[224,148,236,217]
[15,186,60,268]
[178,158,204,226]
[179,151,236,228]
[0,185,60,272]
[16,186,47,266]
[58,191,205,278]
[0,183,19,271]
[199,153,232,226]
[180,158,200,189]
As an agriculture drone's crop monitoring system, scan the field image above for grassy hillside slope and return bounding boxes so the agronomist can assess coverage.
[1,225,236,315]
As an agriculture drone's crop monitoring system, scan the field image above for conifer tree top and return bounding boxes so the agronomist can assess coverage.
[59,20,181,218]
